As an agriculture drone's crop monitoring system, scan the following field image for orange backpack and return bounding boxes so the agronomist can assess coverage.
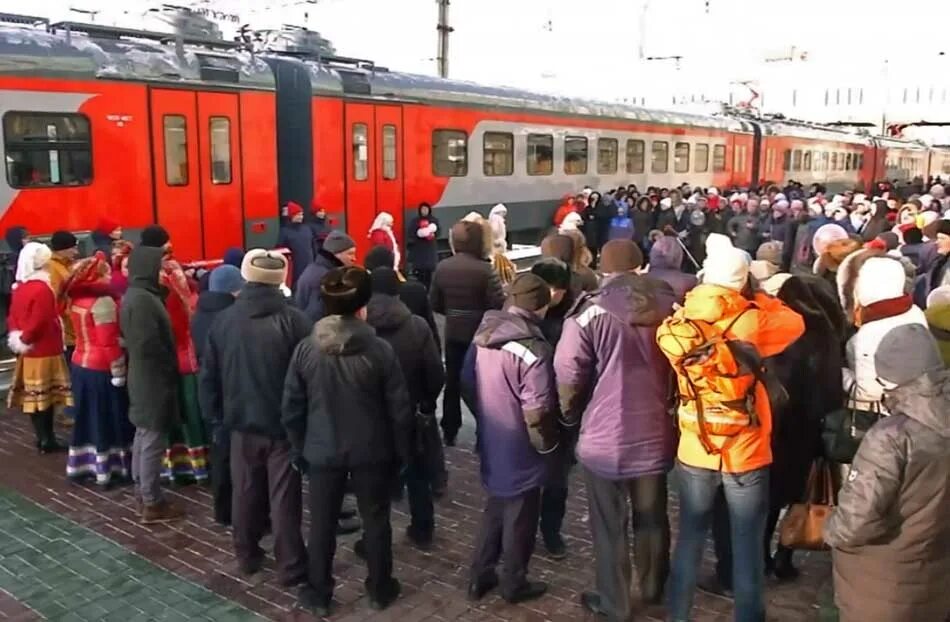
[657,302,784,455]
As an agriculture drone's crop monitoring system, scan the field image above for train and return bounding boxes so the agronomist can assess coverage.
[1,11,949,262]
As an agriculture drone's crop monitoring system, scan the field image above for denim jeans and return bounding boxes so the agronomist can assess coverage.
[668,462,769,622]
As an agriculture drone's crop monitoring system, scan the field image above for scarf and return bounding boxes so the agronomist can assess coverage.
[15,241,52,286]
[855,294,913,327]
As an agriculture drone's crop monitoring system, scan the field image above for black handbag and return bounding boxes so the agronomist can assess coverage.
[821,384,882,463]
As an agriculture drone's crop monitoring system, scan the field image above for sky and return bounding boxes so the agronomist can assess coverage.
[6,0,950,137]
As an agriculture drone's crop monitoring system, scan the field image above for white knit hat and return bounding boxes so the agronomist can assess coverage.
[703,246,750,291]
[856,257,906,307]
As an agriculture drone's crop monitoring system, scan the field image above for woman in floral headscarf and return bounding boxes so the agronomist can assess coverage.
[61,252,133,486]
[7,241,72,452]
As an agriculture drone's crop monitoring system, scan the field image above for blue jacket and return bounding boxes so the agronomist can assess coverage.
[608,215,635,241]
[277,223,315,287]
[461,307,559,497]
[294,250,342,323]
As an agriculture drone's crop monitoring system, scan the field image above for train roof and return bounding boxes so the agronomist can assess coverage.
[760,120,872,145]
[873,135,930,150]
[0,18,274,90]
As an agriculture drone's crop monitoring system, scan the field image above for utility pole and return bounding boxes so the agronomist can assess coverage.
[436,0,452,78]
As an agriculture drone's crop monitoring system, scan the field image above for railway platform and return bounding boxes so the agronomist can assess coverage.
[0,407,837,622]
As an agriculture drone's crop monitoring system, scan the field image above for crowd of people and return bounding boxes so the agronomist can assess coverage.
[2,178,949,621]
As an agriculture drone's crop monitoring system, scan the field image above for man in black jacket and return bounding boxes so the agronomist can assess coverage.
[367,267,445,548]
[430,220,505,446]
[121,243,184,524]
[283,266,412,616]
[192,263,244,526]
[198,250,311,586]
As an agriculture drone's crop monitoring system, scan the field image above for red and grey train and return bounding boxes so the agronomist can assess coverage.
[1,15,949,262]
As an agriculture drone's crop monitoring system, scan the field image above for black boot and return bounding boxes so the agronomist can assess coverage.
[772,546,799,581]
[38,411,66,454]
[28,414,44,451]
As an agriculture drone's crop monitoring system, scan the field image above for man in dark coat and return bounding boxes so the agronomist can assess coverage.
[120,244,183,523]
[294,230,357,323]
[405,203,440,289]
[366,268,445,547]
[191,264,244,525]
[200,250,311,585]
[461,273,560,604]
[277,201,316,288]
[824,324,950,622]
[308,203,332,256]
[283,266,412,616]
[554,240,676,620]
[365,246,439,348]
[430,220,505,446]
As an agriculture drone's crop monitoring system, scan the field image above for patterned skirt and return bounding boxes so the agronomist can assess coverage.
[163,373,210,484]
[6,355,73,414]
[66,366,134,486]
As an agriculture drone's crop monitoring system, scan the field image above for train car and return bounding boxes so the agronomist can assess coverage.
[927,145,950,183]
[873,136,931,187]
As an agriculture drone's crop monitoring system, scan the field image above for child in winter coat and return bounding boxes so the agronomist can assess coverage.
[607,202,635,241]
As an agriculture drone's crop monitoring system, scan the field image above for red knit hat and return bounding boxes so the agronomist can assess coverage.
[97,216,120,236]
[287,201,304,218]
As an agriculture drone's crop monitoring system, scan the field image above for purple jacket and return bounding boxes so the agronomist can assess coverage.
[554,273,675,480]
[462,307,560,497]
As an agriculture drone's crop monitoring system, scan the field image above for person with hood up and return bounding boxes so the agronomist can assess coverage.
[824,324,950,622]
[562,230,599,293]
[366,267,445,548]
[405,203,440,289]
[62,252,133,487]
[658,244,805,622]
[120,244,183,523]
[110,240,133,298]
[553,194,578,228]
[200,250,310,586]
[191,264,244,525]
[461,273,560,605]
[295,230,358,323]
[430,220,505,446]
[899,226,925,271]
[283,266,411,615]
[607,200,635,242]
[843,256,927,418]
[581,192,602,258]
[632,196,656,250]
[540,234,596,297]
[557,209,583,236]
[489,203,508,256]
[555,240,677,620]
[924,285,950,365]
[648,235,698,303]
[369,212,400,269]
[91,217,122,257]
[308,203,333,255]
[277,201,316,288]
[6,241,72,453]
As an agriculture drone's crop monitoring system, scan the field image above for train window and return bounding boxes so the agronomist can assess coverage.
[821,152,829,171]
[803,151,812,171]
[830,152,838,171]
[3,112,92,188]
[651,141,669,173]
[713,144,726,172]
[483,131,512,177]
[597,138,618,175]
[792,150,802,171]
[674,142,690,173]
[565,136,588,175]
[432,129,467,177]
[209,117,231,185]
[353,123,369,180]
[839,152,846,170]
[782,149,791,171]
[527,134,553,176]
[856,153,863,169]
[846,153,853,170]
[626,139,645,174]
[382,125,397,180]
[163,115,189,186]
[695,143,709,173]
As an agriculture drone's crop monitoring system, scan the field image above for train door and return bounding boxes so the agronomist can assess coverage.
[344,102,376,259]
[149,88,202,260]
[374,105,404,253]
[196,93,244,259]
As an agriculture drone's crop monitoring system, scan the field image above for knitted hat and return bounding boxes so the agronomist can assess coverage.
[286,201,304,218]
[856,257,905,307]
[222,247,244,268]
[927,285,950,309]
[241,249,287,286]
[140,225,170,248]
[755,241,783,266]
[811,223,849,256]
[702,246,750,291]
[540,234,574,264]
[50,230,77,251]
[364,245,396,271]
[209,265,245,294]
[600,239,643,273]
[530,257,572,290]
[370,266,401,296]
[322,230,356,255]
[321,266,372,316]
[507,273,551,312]
[875,323,943,387]
[97,217,120,236]
[648,236,683,270]
[903,227,923,245]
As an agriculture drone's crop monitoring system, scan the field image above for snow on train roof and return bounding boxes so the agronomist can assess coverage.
[0,24,274,89]
[761,120,872,145]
